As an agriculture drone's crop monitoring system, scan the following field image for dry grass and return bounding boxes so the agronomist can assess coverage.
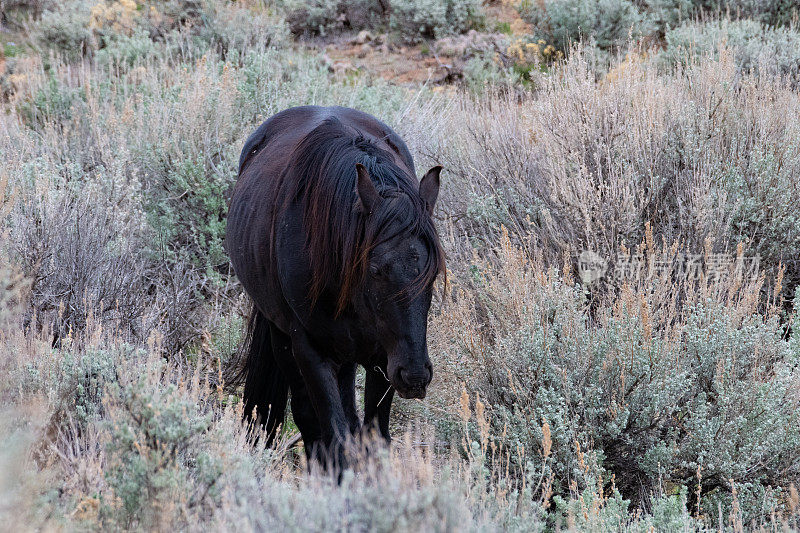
[424,48,800,301]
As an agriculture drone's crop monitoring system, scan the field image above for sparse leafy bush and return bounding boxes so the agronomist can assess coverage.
[15,73,85,131]
[6,159,152,342]
[693,0,799,27]
[103,363,217,528]
[94,30,159,67]
[34,0,288,62]
[48,348,119,428]
[199,2,289,57]
[282,0,349,35]
[462,55,521,93]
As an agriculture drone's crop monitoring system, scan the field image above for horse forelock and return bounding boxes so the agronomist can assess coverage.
[276,116,444,313]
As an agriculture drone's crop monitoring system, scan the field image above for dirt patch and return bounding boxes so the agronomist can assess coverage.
[317,0,533,87]
[322,35,458,86]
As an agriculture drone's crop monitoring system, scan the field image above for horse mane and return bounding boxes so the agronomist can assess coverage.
[275,116,444,313]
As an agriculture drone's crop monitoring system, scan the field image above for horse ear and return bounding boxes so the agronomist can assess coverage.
[355,163,381,214]
[419,166,442,216]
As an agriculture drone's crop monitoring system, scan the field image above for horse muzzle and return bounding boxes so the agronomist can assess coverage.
[392,363,433,399]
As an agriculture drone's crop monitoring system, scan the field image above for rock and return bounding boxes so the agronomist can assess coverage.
[358,43,372,58]
[355,30,374,44]
[332,61,356,76]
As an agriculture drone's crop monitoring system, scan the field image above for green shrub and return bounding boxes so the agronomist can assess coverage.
[16,74,85,132]
[282,0,348,35]
[463,54,522,92]
[144,155,231,271]
[33,0,288,63]
[281,0,482,40]
[522,0,799,60]
[95,30,159,67]
[49,348,119,428]
[35,0,95,58]
[693,0,799,27]
[662,19,800,84]
[103,366,217,528]
[641,0,694,34]
[199,2,289,57]
[522,0,649,57]
[281,0,388,36]
[389,0,484,42]
[428,47,800,302]
[439,242,800,524]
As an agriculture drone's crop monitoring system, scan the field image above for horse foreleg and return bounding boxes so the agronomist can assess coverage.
[364,366,394,443]
[338,362,361,436]
[290,324,351,473]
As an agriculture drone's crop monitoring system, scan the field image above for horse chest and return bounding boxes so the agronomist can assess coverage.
[301,315,381,364]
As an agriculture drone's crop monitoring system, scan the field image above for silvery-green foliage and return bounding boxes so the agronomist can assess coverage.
[523,0,649,54]
[789,287,800,366]
[449,264,800,523]
[34,0,94,58]
[389,0,484,42]
[33,342,548,531]
[15,71,85,132]
[641,0,694,33]
[462,55,522,93]
[95,31,159,67]
[283,0,483,42]
[103,361,217,528]
[234,48,425,125]
[32,0,289,61]
[43,347,120,428]
[662,20,800,85]
[721,147,800,284]
[553,480,632,530]
[693,0,798,27]
[197,2,290,55]
[282,0,344,35]
[523,0,797,60]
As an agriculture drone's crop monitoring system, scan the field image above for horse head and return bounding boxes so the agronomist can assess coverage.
[353,163,443,399]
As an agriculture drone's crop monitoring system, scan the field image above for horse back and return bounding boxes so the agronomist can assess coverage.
[226,106,415,332]
[237,106,416,177]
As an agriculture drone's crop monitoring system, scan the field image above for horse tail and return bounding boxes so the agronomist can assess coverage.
[230,304,289,446]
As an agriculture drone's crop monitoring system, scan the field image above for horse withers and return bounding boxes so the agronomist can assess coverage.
[225,106,444,469]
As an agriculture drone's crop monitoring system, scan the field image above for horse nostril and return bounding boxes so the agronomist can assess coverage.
[399,366,432,388]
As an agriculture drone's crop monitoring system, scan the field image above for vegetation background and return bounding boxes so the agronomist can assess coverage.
[1,0,800,530]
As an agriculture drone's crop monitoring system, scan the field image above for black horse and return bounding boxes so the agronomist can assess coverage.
[225,106,444,468]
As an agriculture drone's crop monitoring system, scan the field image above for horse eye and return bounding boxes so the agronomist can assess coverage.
[369,265,381,277]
